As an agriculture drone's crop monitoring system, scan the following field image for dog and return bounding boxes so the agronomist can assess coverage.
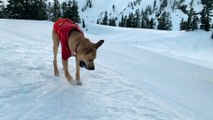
[52,18,104,85]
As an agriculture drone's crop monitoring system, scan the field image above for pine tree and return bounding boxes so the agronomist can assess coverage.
[140,10,146,28]
[172,0,178,11]
[109,18,112,26]
[153,0,157,11]
[112,4,115,12]
[133,9,141,28]
[180,0,185,4]
[47,2,53,20]
[185,8,194,31]
[6,0,24,19]
[191,12,199,31]
[72,0,80,23]
[124,15,127,27]
[97,19,100,24]
[61,0,80,23]
[52,0,61,21]
[211,32,213,39]
[149,18,156,29]
[200,3,212,31]
[141,11,150,29]
[180,18,187,30]
[6,0,47,20]
[146,5,152,15]
[158,11,164,30]
[189,0,195,7]
[181,7,198,31]
[201,0,213,9]
[34,0,48,20]
[82,19,86,28]
[186,14,192,31]
[102,11,108,25]
[40,0,48,20]
[61,2,68,18]
[111,17,116,26]
[0,0,2,17]
[131,2,134,9]
[88,0,92,8]
[119,15,127,27]
[179,4,188,14]
[157,11,172,30]
[165,12,172,30]
[200,6,211,31]
[30,0,38,19]
[64,0,72,19]
[126,13,134,28]
[0,0,5,18]
[109,17,116,26]
[160,0,168,10]
[141,17,145,28]
[119,15,125,27]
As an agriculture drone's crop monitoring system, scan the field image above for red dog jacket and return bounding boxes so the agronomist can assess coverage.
[53,18,82,60]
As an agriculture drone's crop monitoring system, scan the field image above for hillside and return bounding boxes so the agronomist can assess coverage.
[79,0,212,31]
[1,0,212,31]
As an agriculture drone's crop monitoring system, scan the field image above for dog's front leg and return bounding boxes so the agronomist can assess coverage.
[62,59,75,85]
[76,58,82,85]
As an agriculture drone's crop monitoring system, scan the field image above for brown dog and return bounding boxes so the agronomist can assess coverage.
[52,18,104,85]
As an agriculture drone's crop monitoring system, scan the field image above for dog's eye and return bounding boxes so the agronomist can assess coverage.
[89,59,93,62]
[85,47,93,54]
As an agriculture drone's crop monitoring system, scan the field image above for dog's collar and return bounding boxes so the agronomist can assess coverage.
[72,42,81,57]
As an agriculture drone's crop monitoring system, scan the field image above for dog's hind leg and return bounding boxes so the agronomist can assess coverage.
[52,29,59,76]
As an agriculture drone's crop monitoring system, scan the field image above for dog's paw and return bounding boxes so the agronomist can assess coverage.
[54,72,59,76]
[68,80,76,86]
[54,68,59,76]
[76,80,82,86]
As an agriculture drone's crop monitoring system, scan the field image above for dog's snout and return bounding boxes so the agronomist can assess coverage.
[86,65,95,70]
[80,61,95,70]
[90,66,95,70]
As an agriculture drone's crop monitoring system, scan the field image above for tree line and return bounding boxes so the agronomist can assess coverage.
[97,0,213,31]
[97,1,172,31]
[179,0,213,31]
[0,0,81,23]
[0,0,212,32]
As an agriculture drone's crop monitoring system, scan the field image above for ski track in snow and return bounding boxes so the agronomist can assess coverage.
[0,36,192,120]
[0,19,213,120]
[0,61,196,120]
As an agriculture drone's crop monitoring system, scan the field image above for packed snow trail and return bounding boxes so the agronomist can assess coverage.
[0,19,213,120]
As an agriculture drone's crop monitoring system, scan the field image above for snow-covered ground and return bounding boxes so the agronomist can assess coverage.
[0,19,213,120]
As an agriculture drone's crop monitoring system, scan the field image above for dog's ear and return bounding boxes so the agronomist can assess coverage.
[94,40,104,49]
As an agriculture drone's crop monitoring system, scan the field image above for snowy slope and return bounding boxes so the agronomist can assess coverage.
[0,19,213,120]
[2,0,209,30]
[79,0,207,31]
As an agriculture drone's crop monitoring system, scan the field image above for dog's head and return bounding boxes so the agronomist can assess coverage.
[77,39,104,70]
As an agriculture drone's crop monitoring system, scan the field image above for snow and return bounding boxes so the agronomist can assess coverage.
[79,0,207,31]
[2,0,211,31]
[0,19,213,120]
